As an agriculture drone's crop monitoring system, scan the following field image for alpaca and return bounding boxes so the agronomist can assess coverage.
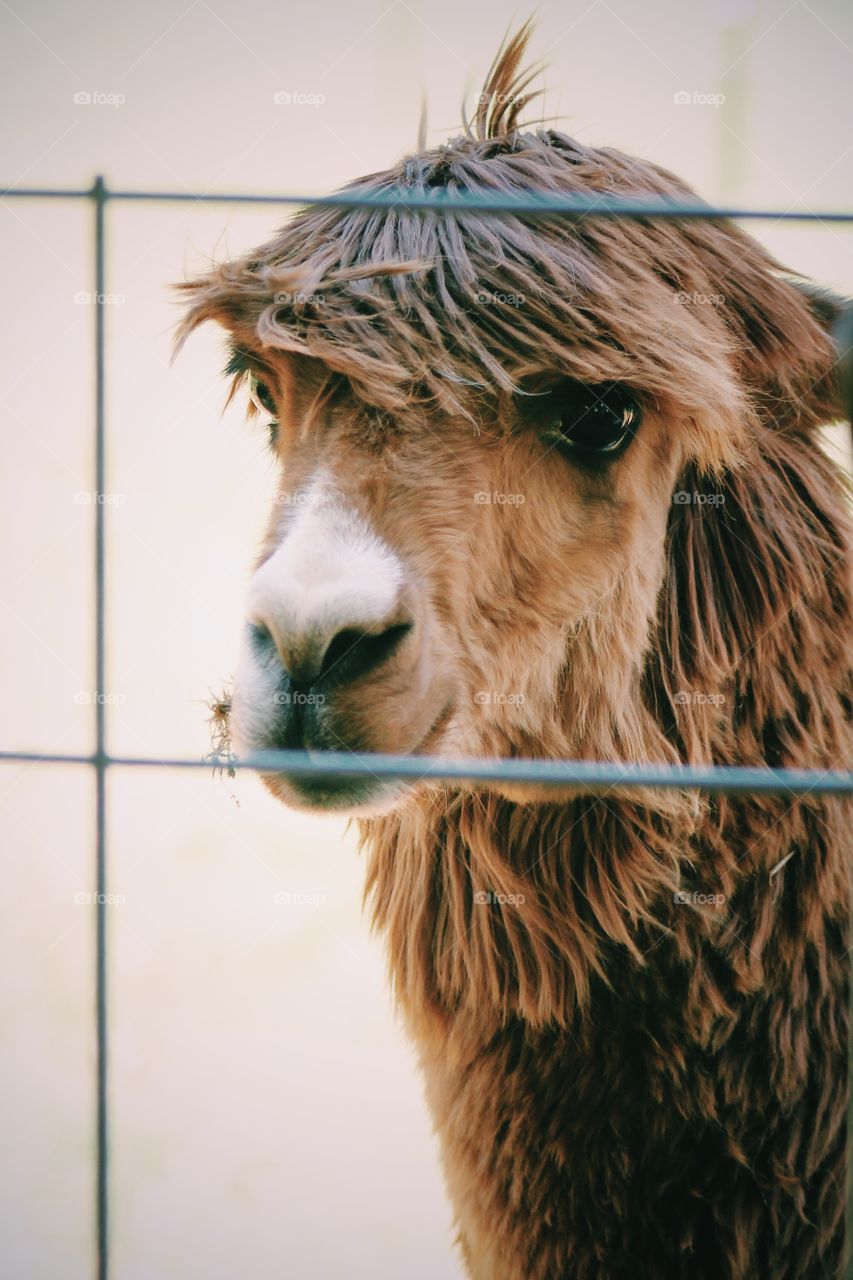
[176,25,853,1280]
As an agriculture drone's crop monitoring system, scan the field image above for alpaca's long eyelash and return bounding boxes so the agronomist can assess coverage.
[223,347,251,380]
[224,346,277,407]
[223,347,259,415]
[222,349,280,453]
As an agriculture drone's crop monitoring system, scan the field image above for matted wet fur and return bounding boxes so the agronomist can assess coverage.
[176,22,853,1280]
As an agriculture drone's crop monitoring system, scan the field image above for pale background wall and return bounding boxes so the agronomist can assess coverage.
[1,1,852,1277]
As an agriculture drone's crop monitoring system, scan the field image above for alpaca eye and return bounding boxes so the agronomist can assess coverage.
[250,375,277,417]
[546,384,639,456]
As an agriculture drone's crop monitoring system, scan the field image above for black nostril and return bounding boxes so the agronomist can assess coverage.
[248,622,276,659]
[318,622,413,686]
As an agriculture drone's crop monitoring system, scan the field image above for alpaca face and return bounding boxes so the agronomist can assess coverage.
[177,56,838,814]
[224,350,688,813]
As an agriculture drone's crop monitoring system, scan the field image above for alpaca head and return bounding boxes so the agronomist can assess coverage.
[176,26,845,815]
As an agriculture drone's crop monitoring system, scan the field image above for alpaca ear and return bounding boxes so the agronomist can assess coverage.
[785,277,849,331]
[779,277,853,431]
[826,294,853,431]
[651,274,853,764]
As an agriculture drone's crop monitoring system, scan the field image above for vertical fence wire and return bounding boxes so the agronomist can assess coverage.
[93,176,108,1280]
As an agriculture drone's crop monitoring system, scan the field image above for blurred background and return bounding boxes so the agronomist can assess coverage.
[1,0,852,1276]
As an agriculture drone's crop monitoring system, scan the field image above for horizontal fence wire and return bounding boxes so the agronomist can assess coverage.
[1,176,852,1280]
[1,749,852,796]
[4,181,853,221]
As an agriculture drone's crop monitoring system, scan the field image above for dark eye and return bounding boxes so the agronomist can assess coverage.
[544,383,640,456]
[250,375,277,417]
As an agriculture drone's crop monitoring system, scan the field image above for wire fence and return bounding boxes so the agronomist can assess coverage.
[2,176,853,1280]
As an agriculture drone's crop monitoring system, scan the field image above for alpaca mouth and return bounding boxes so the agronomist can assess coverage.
[261,699,456,814]
[261,768,408,815]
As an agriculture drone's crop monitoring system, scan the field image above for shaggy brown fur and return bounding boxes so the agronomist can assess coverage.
[177,24,853,1279]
